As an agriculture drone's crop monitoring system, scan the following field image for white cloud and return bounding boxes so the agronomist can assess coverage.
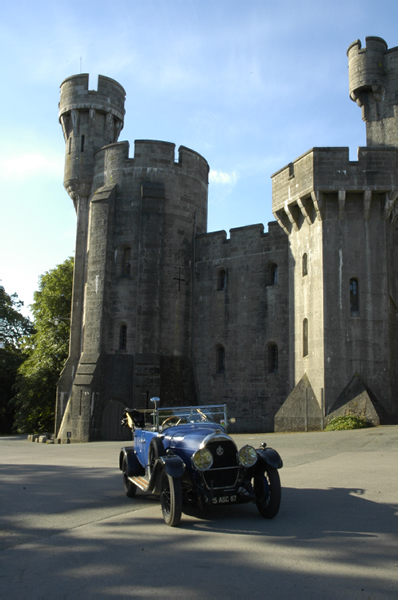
[209,169,238,185]
[0,152,63,181]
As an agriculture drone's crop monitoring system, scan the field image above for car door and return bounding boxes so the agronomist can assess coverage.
[134,429,158,468]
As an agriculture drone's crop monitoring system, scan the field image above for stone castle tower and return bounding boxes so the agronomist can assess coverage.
[56,37,398,441]
[56,74,209,441]
[272,37,398,429]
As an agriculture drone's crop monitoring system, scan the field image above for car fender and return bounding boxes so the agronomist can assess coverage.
[159,454,186,479]
[256,447,283,470]
[119,446,145,476]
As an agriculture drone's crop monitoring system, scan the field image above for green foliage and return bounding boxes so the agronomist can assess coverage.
[0,288,34,433]
[325,415,370,431]
[13,257,74,433]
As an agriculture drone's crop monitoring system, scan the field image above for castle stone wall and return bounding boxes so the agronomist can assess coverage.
[322,192,392,413]
[194,222,290,432]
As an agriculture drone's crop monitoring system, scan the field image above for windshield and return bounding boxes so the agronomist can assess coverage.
[156,405,227,431]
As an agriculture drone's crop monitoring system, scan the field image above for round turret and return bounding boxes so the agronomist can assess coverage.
[59,74,126,202]
[347,37,387,109]
[347,37,398,146]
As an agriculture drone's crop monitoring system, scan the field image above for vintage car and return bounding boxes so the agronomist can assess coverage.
[119,398,283,527]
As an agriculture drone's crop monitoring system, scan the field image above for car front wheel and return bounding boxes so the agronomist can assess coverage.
[254,465,281,519]
[122,457,137,498]
[160,469,182,527]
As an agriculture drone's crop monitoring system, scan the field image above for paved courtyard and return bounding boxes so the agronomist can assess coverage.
[1,426,397,598]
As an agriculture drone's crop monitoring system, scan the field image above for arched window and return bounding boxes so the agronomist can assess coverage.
[217,269,226,290]
[268,343,278,373]
[122,247,131,276]
[350,278,359,315]
[216,345,225,374]
[303,319,308,357]
[119,324,127,350]
[271,263,278,285]
[302,253,308,276]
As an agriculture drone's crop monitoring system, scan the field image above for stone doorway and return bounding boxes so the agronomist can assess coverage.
[102,399,132,441]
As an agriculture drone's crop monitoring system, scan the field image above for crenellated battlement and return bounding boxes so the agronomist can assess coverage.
[93,139,209,189]
[132,140,209,181]
[59,74,125,123]
[196,221,286,264]
[272,146,398,233]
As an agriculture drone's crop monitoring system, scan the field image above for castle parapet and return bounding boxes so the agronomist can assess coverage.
[196,222,286,263]
[178,146,209,182]
[133,140,175,166]
[132,140,209,180]
[59,74,125,123]
[272,147,398,233]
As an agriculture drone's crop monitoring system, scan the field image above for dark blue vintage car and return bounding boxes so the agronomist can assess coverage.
[119,399,283,526]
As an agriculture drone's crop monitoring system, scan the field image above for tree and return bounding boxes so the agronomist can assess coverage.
[13,257,73,433]
[0,287,33,433]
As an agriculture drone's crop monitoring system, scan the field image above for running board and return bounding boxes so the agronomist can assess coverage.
[129,475,149,492]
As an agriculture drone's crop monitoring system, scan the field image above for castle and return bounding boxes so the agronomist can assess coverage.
[55,37,398,441]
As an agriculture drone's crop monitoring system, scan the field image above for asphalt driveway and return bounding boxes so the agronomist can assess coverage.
[1,426,397,598]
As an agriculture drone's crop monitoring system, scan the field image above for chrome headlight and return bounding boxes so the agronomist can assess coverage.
[237,445,257,467]
[192,448,214,471]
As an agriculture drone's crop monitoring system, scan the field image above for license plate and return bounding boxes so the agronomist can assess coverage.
[212,494,238,505]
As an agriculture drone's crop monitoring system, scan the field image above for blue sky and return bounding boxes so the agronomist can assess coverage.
[1,0,397,316]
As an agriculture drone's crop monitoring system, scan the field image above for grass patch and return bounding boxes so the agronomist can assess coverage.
[325,415,370,431]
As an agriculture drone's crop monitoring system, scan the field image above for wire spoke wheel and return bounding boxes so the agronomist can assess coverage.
[160,469,182,527]
[254,464,281,519]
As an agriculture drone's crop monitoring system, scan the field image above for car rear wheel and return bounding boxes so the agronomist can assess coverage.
[160,469,182,527]
[254,465,281,518]
[122,457,137,498]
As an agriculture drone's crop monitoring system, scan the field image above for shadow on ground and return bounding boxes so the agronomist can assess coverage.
[0,462,397,598]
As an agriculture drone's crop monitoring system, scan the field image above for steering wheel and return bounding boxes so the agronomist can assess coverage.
[161,416,187,429]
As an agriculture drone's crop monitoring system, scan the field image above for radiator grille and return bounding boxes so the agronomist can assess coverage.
[203,466,239,490]
[206,439,237,468]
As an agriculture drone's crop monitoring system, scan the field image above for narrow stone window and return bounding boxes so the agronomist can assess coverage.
[119,324,127,350]
[268,343,278,373]
[303,319,308,357]
[350,278,359,315]
[81,134,85,153]
[216,345,225,374]
[271,263,278,285]
[302,253,308,276]
[69,136,72,155]
[122,247,131,276]
[218,269,226,290]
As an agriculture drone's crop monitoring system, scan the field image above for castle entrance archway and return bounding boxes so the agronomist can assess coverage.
[102,399,131,441]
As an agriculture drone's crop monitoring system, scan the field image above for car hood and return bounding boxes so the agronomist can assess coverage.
[164,423,229,452]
